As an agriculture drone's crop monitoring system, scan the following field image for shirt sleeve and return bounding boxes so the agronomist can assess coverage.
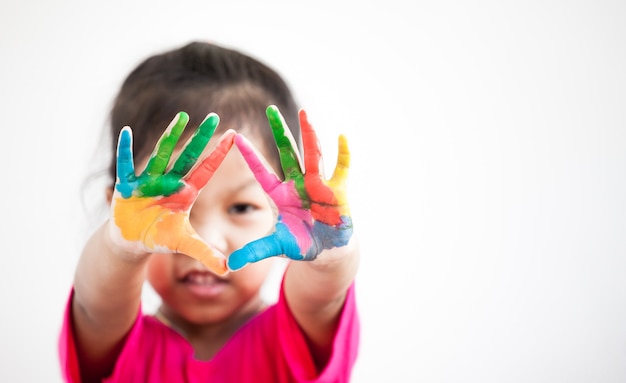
[58,287,155,383]
[59,279,360,382]
[275,279,361,383]
[58,288,81,383]
[212,278,360,383]
[316,281,360,382]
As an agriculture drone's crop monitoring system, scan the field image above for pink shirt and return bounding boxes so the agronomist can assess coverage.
[59,281,359,382]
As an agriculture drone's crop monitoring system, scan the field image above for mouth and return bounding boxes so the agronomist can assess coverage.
[181,270,227,299]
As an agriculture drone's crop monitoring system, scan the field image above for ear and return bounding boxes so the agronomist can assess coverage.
[105,188,114,206]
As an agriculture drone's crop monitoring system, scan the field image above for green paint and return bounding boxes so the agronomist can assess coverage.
[144,112,189,176]
[135,112,187,197]
[136,176,184,197]
[266,106,309,206]
[171,113,220,177]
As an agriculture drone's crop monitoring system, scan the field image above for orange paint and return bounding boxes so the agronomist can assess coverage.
[113,195,227,275]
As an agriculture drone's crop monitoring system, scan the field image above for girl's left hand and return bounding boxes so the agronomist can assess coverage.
[228,105,353,270]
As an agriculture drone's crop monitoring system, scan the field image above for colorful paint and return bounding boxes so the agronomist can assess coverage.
[112,112,234,275]
[229,106,353,270]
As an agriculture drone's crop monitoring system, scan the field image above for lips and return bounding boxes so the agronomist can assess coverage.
[181,270,227,298]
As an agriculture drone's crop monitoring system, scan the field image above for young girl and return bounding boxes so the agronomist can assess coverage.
[58,41,360,382]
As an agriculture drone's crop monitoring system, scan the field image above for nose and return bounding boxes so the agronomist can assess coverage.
[196,222,229,255]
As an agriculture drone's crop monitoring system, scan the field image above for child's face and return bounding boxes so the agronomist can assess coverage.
[145,138,277,325]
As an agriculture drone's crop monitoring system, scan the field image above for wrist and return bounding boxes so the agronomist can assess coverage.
[308,235,360,271]
[103,220,152,263]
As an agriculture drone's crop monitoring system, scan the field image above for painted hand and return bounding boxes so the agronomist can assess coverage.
[228,105,353,270]
[110,112,235,275]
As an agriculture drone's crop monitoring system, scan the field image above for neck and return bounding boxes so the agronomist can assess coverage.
[155,296,266,360]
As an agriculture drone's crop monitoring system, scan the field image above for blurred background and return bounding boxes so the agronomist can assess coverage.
[1,0,625,381]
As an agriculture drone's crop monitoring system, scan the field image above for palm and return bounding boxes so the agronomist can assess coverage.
[110,112,234,275]
[228,106,353,270]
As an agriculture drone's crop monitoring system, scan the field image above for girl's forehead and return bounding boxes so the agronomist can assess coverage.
[209,130,275,160]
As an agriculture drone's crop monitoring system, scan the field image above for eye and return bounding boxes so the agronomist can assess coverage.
[228,203,257,215]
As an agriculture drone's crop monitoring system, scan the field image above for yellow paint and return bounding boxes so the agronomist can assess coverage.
[113,196,227,274]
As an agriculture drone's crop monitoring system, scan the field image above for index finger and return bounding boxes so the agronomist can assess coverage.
[186,129,236,190]
[234,134,282,193]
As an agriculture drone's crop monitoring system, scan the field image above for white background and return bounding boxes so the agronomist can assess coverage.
[1,0,625,382]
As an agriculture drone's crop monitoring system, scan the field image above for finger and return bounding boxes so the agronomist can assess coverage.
[234,134,282,193]
[161,217,229,275]
[305,172,342,224]
[171,113,219,178]
[299,111,340,219]
[116,127,136,198]
[266,105,302,180]
[186,129,236,190]
[329,134,350,187]
[144,112,189,176]
[176,236,229,275]
[300,109,322,177]
[227,223,303,270]
[307,134,351,223]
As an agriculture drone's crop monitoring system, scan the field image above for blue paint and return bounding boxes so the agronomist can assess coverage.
[228,216,353,270]
[116,128,137,198]
[228,222,303,270]
[305,216,353,260]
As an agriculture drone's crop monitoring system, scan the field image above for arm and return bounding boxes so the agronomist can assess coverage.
[71,224,149,382]
[71,112,234,381]
[284,234,359,370]
[231,106,359,370]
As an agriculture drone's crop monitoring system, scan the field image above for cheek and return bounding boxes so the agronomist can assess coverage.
[231,258,275,291]
[146,253,173,293]
[231,210,276,248]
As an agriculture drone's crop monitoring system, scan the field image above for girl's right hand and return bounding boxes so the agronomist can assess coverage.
[108,112,235,275]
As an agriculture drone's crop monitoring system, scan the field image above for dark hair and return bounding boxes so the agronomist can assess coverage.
[107,41,300,187]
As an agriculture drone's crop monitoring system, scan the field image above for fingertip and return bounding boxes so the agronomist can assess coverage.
[227,255,247,271]
[202,112,220,127]
[266,105,284,127]
[233,133,243,145]
[225,131,236,144]
[176,111,190,125]
[196,113,219,138]
[119,125,132,137]
[165,112,189,135]
[219,129,236,145]
[298,108,308,122]
[338,134,350,150]
[234,133,250,146]
[266,104,279,115]
[214,266,230,277]
[117,127,133,152]
[198,251,230,276]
